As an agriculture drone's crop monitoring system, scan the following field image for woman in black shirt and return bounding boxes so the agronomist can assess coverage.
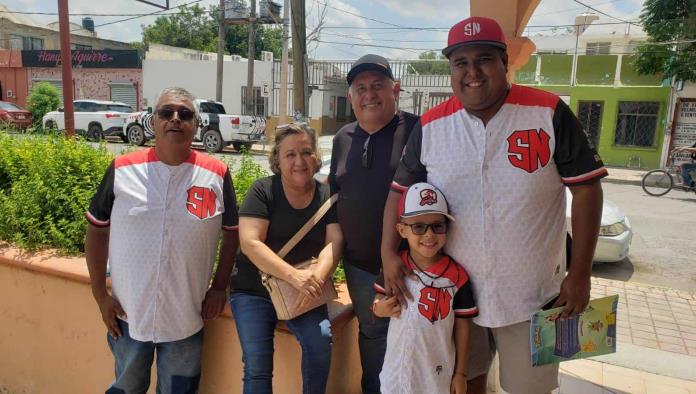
[229,124,343,394]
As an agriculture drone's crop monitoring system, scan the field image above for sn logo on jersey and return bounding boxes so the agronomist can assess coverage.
[418,287,452,323]
[186,186,217,220]
[506,128,551,173]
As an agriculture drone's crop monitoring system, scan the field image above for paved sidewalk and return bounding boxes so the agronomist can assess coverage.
[604,167,645,186]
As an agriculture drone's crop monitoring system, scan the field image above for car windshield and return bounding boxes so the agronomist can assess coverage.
[199,102,226,114]
[106,104,133,113]
[0,102,22,111]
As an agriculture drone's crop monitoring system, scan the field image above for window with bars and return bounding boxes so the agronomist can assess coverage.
[586,42,611,55]
[577,101,603,148]
[614,102,659,147]
[241,86,268,116]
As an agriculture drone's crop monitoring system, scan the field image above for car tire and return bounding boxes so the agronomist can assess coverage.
[44,120,57,130]
[87,123,103,142]
[232,142,253,152]
[127,124,147,146]
[641,169,673,196]
[202,129,224,153]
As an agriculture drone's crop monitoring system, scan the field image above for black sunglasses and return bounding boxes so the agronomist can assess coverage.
[156,107,195,122]
[401,221,448,235]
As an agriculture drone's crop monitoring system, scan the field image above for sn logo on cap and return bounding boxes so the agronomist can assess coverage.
[463,22,481,36]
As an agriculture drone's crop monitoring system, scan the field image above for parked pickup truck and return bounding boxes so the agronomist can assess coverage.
[43,100,132,141]
[123,111,156,146]
[195,99,266,153]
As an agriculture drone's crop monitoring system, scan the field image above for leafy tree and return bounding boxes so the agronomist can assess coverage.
[633,0,696,82]
[140,4,282,59]
[142,4,218,52]
[26,82,60,128]
[409,51,450,75]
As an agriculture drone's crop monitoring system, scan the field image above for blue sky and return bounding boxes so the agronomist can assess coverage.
[5,0,645,59]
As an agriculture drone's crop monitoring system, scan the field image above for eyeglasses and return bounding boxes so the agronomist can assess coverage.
[156,107,195,122]
[362,135,372,168]
[400,221,448,235]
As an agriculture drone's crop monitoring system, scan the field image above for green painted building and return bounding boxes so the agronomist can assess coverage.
[516,54,669,169]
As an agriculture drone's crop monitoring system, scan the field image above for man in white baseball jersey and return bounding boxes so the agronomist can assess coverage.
[85,87,239,393]
[380,16,606,394]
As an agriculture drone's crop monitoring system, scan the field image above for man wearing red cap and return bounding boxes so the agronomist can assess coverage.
[380,16,606,394]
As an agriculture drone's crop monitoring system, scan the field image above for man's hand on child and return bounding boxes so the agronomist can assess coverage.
[373,296,402,318]
[450,372,467,394]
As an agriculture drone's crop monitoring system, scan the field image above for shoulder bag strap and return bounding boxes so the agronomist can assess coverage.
[276,193,338,259]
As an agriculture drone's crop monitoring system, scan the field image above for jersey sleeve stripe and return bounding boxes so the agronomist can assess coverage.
[84,211,110,227]
[373,283,387,295]
[504,84,559,109]
[562,167,609,185]
[454,306,478,316]
[222,224,239,231]
[390,181,408,192]
[420,96,464,127]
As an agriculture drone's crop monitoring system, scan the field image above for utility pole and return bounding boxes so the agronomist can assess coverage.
[278,0,290,124]
[246,0,256,115]
[216,0,226,102]
[57,0,74,137]
[291,0,306,118]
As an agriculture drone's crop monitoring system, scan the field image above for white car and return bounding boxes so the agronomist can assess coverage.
[124,111,156,146]
[43,100,132,141]
[565,189,632,263]
[316,155,632,263]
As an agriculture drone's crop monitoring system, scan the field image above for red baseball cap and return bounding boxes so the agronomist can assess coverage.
[442,16,507,58]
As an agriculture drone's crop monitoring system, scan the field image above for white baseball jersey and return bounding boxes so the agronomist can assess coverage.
[86,148,238,342]
[392,84,607,328]
[375,251,477,394]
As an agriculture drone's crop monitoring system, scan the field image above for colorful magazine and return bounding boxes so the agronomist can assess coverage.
[530,295,618,366]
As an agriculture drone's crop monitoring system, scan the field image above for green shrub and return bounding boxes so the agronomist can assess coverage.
[26,82,61,128]
[230,148,268,205]
[0,131,112,252]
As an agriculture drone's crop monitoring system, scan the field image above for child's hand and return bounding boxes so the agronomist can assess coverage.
[450,372,467,394]
[373,296,401,318]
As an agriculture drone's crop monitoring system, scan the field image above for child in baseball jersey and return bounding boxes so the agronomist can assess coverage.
[373,182,478,394]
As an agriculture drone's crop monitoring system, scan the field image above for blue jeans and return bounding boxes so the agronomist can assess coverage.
[106,319,202,394]
[682,162,696,187]
[344,263,390,394]
[229,292,332,394]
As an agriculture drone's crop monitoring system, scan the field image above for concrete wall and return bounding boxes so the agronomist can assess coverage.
[143,59,273,115]
[0,246,361,394]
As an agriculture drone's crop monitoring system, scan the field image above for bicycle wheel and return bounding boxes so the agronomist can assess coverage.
[641,169,673,196]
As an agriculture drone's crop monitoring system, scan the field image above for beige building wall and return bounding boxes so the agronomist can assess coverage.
[0,18,132,51]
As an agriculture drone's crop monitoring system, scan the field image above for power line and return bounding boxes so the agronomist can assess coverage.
[572,0,640,26]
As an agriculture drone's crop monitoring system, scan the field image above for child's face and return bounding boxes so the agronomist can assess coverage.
[397,213,447,260]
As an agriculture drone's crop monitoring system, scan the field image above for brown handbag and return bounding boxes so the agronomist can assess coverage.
[261,194,338,320]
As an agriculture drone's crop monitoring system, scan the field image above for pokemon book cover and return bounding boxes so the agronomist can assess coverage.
[531,295,618,366]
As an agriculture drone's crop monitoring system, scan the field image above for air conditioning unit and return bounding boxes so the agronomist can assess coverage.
[261,51,273,62]
[231,55,242,61]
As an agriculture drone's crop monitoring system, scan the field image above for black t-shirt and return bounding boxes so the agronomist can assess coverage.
[329,111,419,274]
[230,174,337,297]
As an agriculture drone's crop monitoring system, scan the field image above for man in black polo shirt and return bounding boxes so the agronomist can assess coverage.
[329,54,419,394]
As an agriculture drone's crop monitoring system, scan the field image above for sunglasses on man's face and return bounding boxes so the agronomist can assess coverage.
[156,107,196,122]
[401,221,448,235]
